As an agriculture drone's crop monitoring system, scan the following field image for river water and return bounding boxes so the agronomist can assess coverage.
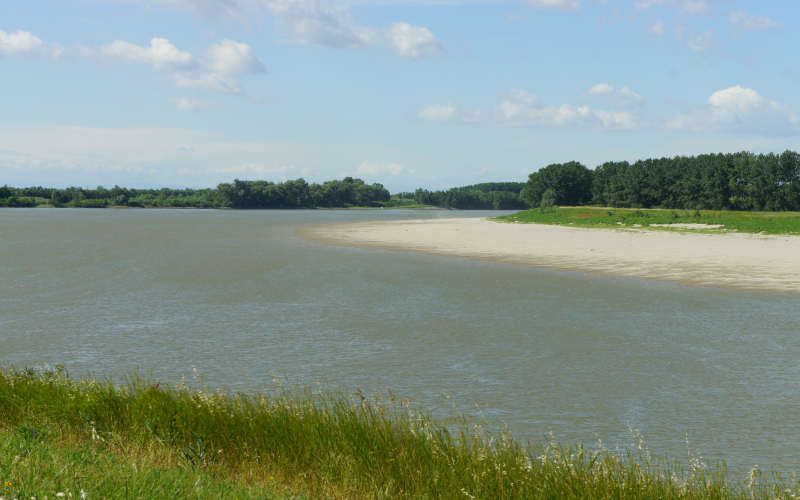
[2,208,799,475]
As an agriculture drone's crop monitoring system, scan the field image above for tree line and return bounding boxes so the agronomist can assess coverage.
[6,151,800,211]
[0,177,391,209]
[524,151,800,211]
[398,182,529,210]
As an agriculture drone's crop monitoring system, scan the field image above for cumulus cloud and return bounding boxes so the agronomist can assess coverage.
[0,29,45,56]
[102,37,194,69]
[420,88,641,130]
[527,0,580,11]
[586,83,643,105]
[267,0,441,57]
[386,22,441,58]
[729,11,780,31]
[114,0,441,58]
[0,28,64,59]
[102,37,266,95]
[667,85,800,135]
[209,39,267,75]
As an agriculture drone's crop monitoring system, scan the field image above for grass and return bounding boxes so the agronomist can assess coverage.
[0,366,797,499]
[0,423,287,499]
[494,206,800,235]
[377,198,435,209]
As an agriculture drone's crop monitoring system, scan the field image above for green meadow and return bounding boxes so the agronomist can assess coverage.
[0,367,796,499]
[495,206,800,235]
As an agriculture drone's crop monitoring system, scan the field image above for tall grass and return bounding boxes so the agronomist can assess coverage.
[0,366,796,499]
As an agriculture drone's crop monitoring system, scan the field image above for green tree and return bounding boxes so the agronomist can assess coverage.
[524,161,593,207]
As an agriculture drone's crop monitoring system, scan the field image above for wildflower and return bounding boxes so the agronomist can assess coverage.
[56,493,66,498]
[80,490,87,499]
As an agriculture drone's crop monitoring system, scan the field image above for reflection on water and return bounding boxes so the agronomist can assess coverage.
[1,207,799,474]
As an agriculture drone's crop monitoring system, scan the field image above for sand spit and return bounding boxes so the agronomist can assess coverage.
[304,217,800,293]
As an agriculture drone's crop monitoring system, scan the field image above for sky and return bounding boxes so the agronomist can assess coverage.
[1,0,799,191]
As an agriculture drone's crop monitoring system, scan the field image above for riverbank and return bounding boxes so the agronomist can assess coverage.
[305,217,800,293]
[0,367,791,499]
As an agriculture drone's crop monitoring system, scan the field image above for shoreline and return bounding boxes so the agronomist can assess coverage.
[302,217,800,293]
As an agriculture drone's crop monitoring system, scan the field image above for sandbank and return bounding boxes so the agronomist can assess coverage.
[304,217,800,293]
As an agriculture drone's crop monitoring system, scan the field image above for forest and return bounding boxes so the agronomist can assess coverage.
[0,177,391,209]
[524,150,800,211]
[398,182,529,209]
[0,179,527,210]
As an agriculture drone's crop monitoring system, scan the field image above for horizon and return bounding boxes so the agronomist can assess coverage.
[3,1,799,192]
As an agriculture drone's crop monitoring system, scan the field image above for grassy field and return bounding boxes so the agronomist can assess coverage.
[495,206,800,235]
[0,366,796,499]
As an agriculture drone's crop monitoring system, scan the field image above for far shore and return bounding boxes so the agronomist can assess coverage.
[303,217,800,293]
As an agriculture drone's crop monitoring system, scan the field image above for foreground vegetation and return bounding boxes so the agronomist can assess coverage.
[1,367,797,499]
[496,206,800,235]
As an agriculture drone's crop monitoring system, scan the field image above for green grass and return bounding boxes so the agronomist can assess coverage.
[0,423,288,499]
[377,198,435,209]
[495,206,800,235]
[0,366,797,499]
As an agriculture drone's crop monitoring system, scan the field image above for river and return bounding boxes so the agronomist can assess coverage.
[2,208,799,475]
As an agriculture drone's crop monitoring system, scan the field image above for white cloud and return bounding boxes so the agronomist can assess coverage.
[527,0,580,11]
[102,37,195,69]
[0,29,64,59]
[729,11,780,31]
[115,0,441,58]
[648,21,665,36]
[501,103,636,129]
[356,161,414,176]
[170,97,209,111]
[209,39,267,75]
[173,74,244,94]
[417,104,457,121]
[387,23,441,58]
[586,83,643,105]
[421,88,642,130]
[101,37,265,95]
[0,29,44,56]
[267,0,374,48]
[667,85,800,135]
[267,0,441,57]
[634,0,712,15]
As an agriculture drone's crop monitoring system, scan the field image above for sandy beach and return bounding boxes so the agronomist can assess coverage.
[305,217,800,293]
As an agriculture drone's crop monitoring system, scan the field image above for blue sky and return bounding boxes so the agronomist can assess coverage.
[1,0,798,191]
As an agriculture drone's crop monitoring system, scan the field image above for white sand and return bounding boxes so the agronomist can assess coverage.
[305,218,800,293]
